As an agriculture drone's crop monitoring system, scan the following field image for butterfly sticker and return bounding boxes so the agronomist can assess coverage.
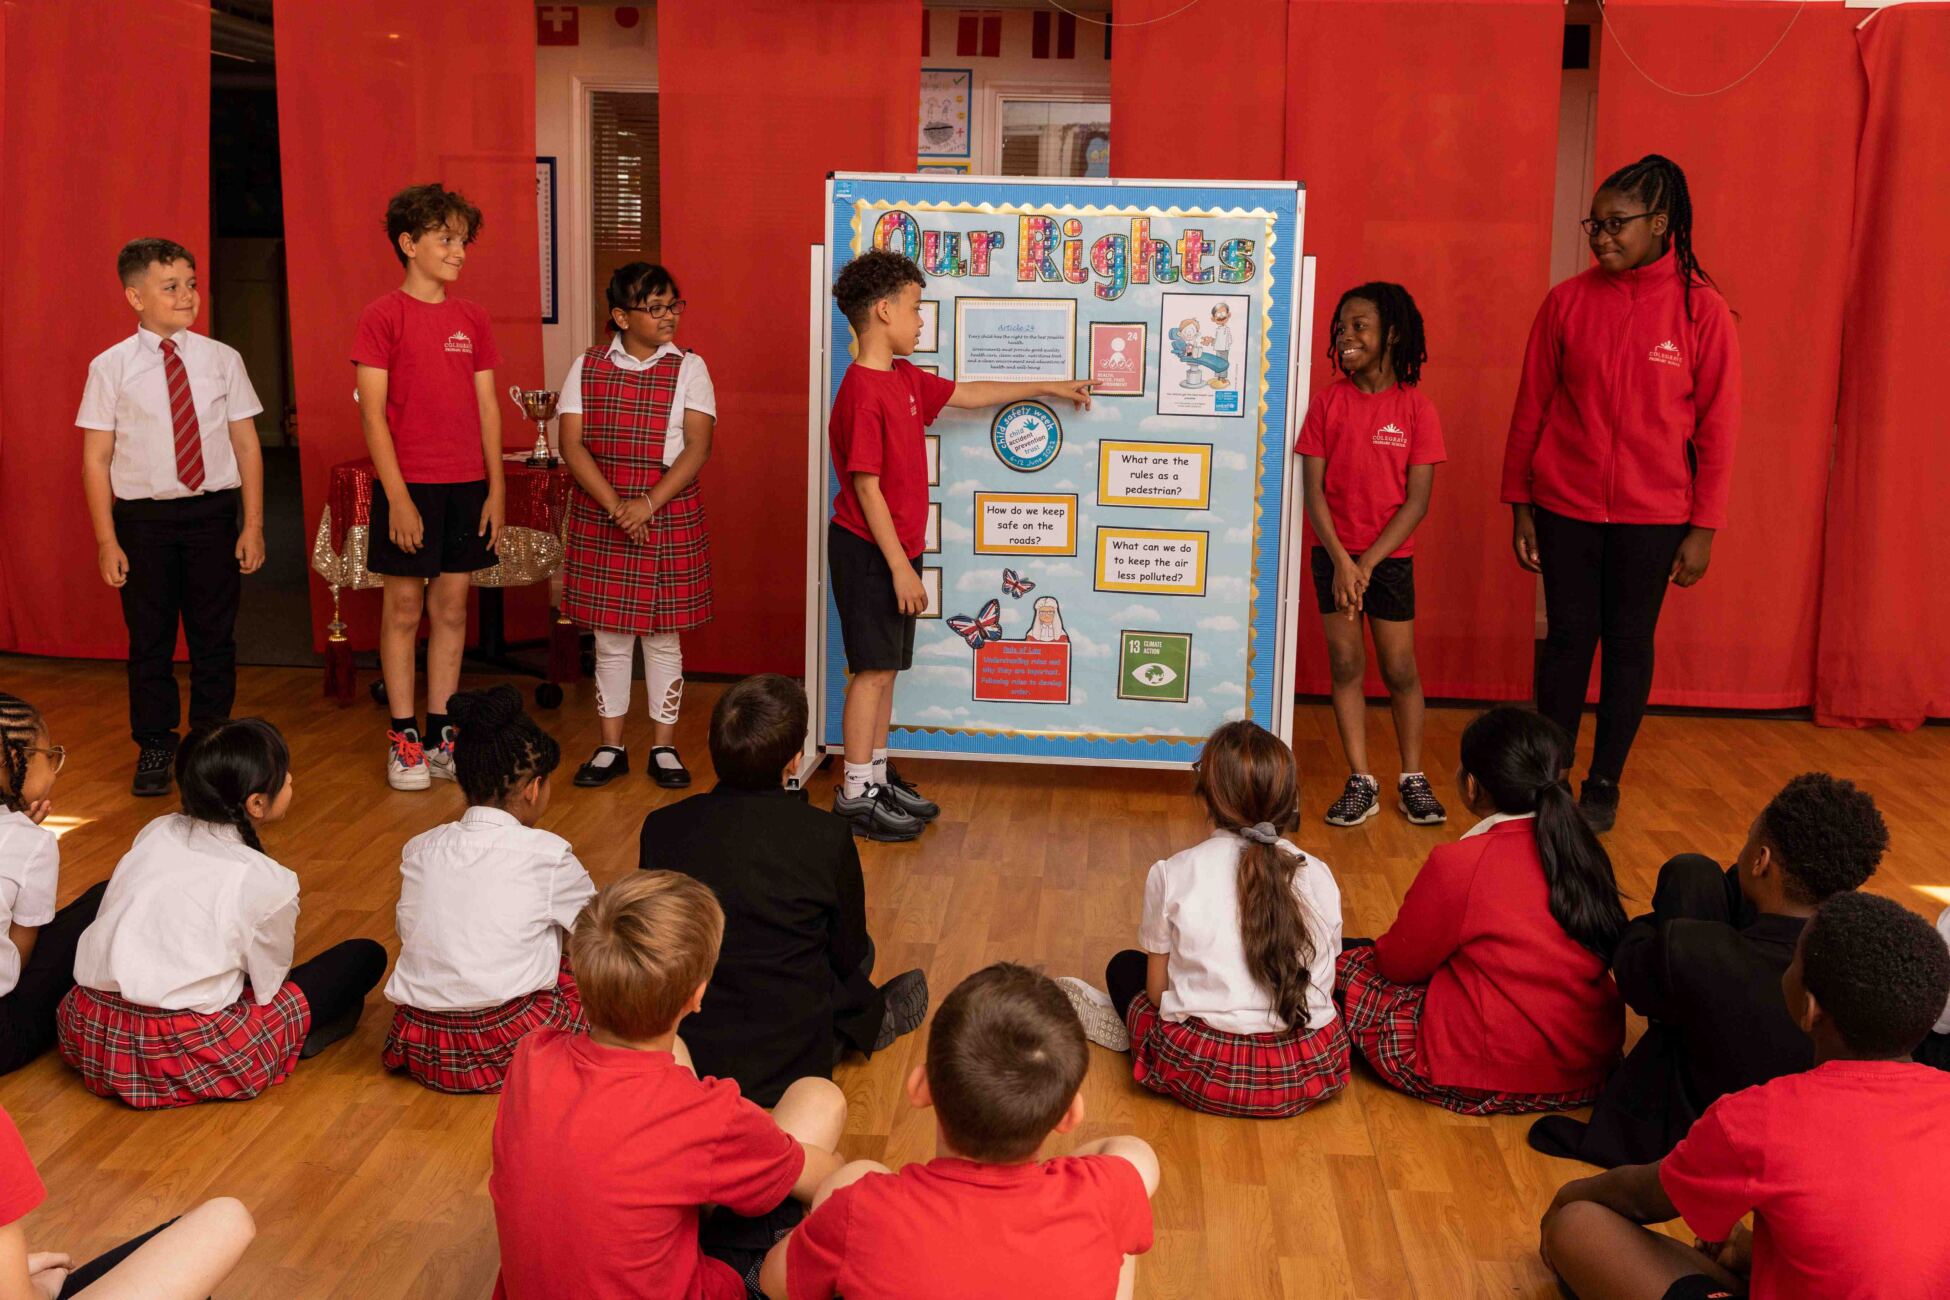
[946,598,1004,650]
[1000,568,1036,599]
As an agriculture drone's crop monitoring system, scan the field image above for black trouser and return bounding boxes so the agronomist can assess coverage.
[0,882,106,1076]
[286,939,388,1052]
[57,1217,175,1297]
[112,490,241,751]
[1106,949,1149,1022]
[1532,508,1689,783]
[1652,853,1753,930]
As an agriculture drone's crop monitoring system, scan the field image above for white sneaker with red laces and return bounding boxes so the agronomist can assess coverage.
[388,729,431,791]
[426,726,458,783]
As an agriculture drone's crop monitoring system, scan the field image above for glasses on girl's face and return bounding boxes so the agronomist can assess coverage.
[1580,212,1657,238]
[628,300,688,319]
[23,746,65,775]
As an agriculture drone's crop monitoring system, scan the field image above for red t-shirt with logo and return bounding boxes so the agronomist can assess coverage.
[1295,377,1446,558]
[352,290,502,483]
[1658,1059,1950,1299]
[829,360,955,558]
[0,1106,46,1230]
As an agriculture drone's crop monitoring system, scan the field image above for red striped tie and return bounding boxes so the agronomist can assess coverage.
[160,337,206,491]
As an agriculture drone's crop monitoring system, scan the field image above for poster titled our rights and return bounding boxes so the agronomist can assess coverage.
[817,175,1306,767]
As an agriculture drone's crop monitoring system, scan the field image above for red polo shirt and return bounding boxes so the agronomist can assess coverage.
[1501,251,1740,529]
[829,360,954,558]
[351,290,501,484]
[1295,377,1446,557]
[0,1106,46,1230]
[1374,816,1624,1095]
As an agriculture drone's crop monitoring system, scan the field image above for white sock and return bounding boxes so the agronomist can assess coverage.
[1399,771,1424,786]
[1352,771,1375,784]
[843,761,874,799]
[871,748,889,785]
[588,746,623,768]
[653,748,684,770]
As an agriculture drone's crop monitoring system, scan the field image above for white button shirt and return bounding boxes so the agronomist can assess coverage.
[557,339,716,464]
[384,805,597,1013]
[1139,830,1343,1034]
[0,810,60,998]
[73,814,300,1013]
[75,326,263,501]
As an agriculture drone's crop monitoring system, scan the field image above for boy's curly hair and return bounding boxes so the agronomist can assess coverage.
[385,183,483,265]
[1759,773,1889,904]
[832,250,924,330]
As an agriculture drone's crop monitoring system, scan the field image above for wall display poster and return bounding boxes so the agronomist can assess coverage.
[919,69,972,158]
[536,157,558,325]
[918,300,940,353]
[815,174,1306,768]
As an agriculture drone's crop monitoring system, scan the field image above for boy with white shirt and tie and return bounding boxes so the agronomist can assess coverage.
[77,239,266,798]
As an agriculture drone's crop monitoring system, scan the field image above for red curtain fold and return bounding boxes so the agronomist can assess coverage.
[1109,0,1288,180]
[0,0,211,658]
[1284,0,1562,701]
[1815,6,1950,729]
[1597,0,1862,711]
[657,0,919,675]
[275,0,545,652]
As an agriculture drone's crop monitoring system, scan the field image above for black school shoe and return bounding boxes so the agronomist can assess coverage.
[871,969,931,1051]
[880,760,940,822]
[647,746,692,789]
[1580,777,1621,835]
[573,746,630,787]
[132,745,174,798]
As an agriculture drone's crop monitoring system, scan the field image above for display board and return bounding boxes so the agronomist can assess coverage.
[807,174,1309,769]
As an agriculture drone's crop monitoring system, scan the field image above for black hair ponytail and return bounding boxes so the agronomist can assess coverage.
[446,685,560,807]
[0,693,46,814]
[1598,154,1718,321]
[176,718,290,853]
[1459,707,1625,961]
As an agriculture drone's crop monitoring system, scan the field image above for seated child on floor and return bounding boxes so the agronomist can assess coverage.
[491,872,847,1300]
[1336,706,1625,1115]
[383,685,596,1094]
[1056,720,1349,1119]
[1539,891,1950,1300]
[1532,772,1887,1166]
[58,719,387,1109]
[1926,904,1950,1072]
[639,673,927,1105]
[762,962,1157,1300]
[0,693,107,1076]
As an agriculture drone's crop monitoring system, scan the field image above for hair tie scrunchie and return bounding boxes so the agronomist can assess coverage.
[1239,822,1282,845]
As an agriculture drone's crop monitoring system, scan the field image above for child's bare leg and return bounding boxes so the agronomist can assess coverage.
[1370,617,1424,774]
[872,667,896,754]
[1541,1200,1738,1300]
[379,577,426,721]
[811,1158,890,1211]
[1322,613,1370,774]
[422,572,472,716]
[842,670,894,766]
[771,1077,846,1153]
[84,1196,256,1300]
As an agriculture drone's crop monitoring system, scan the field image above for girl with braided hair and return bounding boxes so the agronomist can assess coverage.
[0,693,106,1075]
[58,719,386,1108]
[383,685,596,1093]
[1502,153,1741,833]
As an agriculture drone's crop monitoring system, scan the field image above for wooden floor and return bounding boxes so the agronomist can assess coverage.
[2,657,1946,1299]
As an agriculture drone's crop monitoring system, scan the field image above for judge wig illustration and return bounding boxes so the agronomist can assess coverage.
[1024,596,1069,643]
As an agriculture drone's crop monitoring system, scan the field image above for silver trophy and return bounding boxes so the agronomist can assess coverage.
[508,385,560,468]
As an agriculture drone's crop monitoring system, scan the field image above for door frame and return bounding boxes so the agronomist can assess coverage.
[979,82,1110,176]
[568,74,659,363]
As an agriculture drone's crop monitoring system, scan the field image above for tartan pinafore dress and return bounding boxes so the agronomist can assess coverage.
[562,346,713,635]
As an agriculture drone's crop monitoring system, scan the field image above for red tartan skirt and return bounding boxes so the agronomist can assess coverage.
[56,982,311,1110]
[1333,947,1599,1116]
[382,957,586,1094]
[1125,992,1351,1119]
[562,477,713,635]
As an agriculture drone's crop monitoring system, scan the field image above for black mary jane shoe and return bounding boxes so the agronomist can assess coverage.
[573,746,631,787]
[648,746,692,789]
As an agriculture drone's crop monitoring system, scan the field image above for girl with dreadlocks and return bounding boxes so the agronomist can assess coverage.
[58,719,387,1107]
[383,685,596,1093]
[1502,154,1741,833]
[0,694,106,1075]
[1296,282,1448,829]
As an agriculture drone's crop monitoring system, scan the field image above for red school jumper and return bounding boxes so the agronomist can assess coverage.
[1501,250,1740,528]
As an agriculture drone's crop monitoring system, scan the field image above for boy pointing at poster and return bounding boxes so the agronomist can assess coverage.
[827,250,1091,841]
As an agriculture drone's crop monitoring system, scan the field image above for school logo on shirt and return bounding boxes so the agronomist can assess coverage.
[1372,421,1409,449]
[1648,339,1683,368]
[908,394,919,417]
[444,330,474,355]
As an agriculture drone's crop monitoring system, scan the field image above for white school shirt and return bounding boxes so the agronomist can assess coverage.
[556,338,716,465]
[0,810,60,998]
[1461,810,1537,838]
[383,805,597,1012]
[74,326,264,501]
[1935,907,1950,1037]
[1138,830,1342,1034]
[73,814,299,1014]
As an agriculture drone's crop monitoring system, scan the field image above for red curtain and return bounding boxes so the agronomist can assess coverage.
[0,0,211,657]
[1109,0,1288,180]
[657,0,919,674]
[1284,0,1562,701]
[1597,0,1863,710]
[275,0,545,651]
[1815,6,1950,729]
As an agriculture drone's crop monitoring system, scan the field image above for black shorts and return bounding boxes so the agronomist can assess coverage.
[828,521,916,672]
[367,480,497,578]
[1311,547,1415,622]
[1662,1277,1745,1300]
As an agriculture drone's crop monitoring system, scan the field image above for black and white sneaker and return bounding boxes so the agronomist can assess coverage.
[132,745,174,798]
[833,784,924,842]
[870,969,931,1051]
[1579,777,1620,835]
[1397,773,1447,825]
[1325,774,1379,827]
[880,761,940,822]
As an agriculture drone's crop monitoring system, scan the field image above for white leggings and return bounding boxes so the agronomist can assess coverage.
[593,631,685,725]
